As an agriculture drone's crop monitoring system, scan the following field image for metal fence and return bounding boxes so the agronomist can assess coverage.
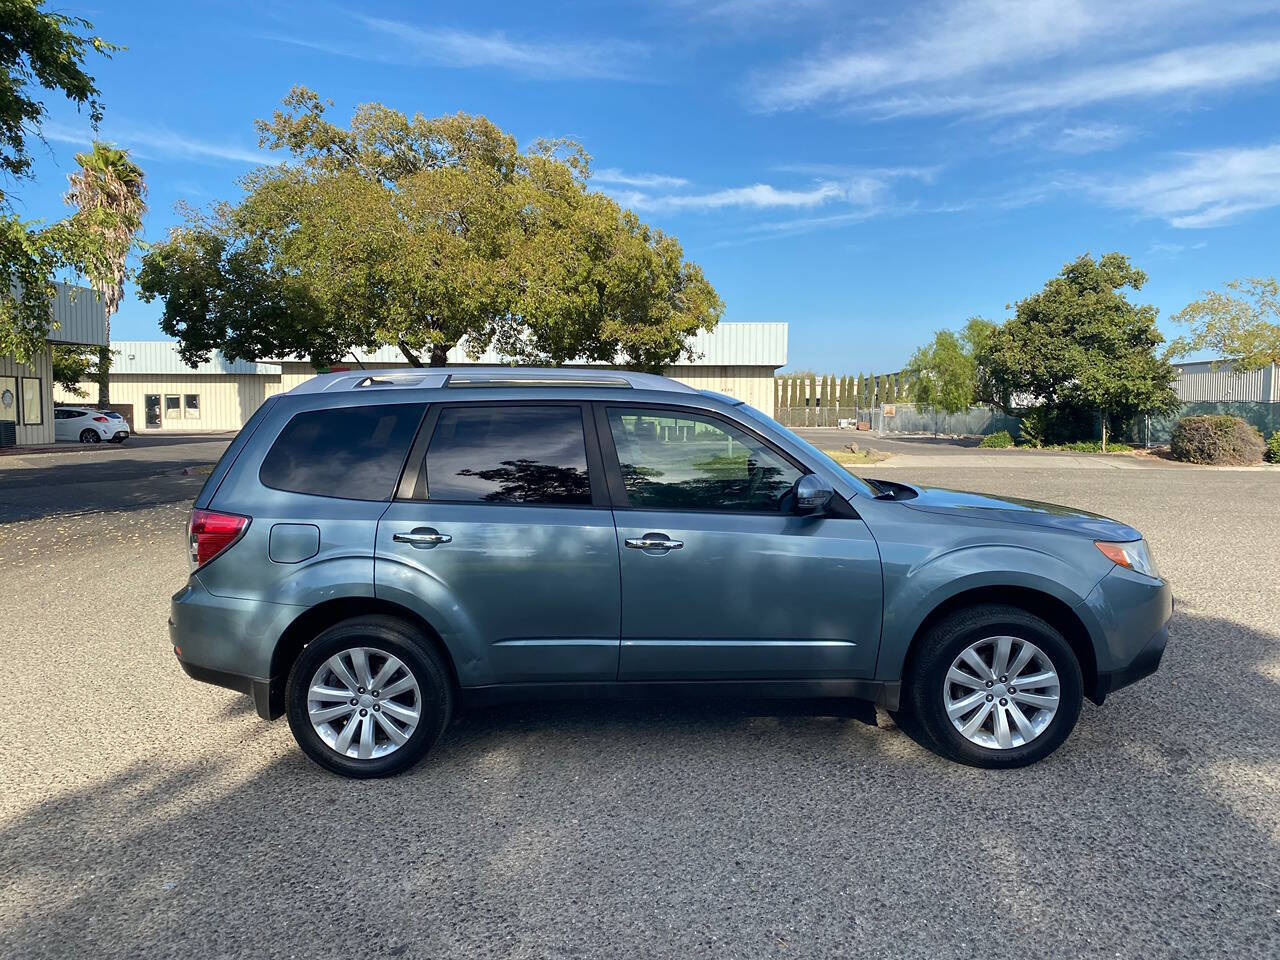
[775,402,1020,436]
[1131,401,1280,446]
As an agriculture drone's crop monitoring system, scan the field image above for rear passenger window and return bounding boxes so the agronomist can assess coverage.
[260,404,423,500]
[424,405,592,505]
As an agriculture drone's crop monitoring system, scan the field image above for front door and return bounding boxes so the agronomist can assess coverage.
[376,402,621,685]
[601,405,882,681]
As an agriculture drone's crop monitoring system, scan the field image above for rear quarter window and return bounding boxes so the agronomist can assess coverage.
[260,403,424,501]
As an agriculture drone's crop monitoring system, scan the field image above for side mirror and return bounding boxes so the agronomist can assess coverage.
[793,473,834,514]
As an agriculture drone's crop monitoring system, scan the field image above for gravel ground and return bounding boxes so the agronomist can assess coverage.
[1,451,1277,960]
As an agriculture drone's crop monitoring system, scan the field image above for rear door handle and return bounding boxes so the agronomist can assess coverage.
[625,537,683,551]
[393,528,452,548]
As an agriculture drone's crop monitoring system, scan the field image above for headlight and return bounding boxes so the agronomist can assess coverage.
[1095,539,1160,579]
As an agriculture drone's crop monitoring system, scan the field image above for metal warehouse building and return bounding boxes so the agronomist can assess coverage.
[1172,360,1280,403]
[55,322,788,433]
[3,284,108,447]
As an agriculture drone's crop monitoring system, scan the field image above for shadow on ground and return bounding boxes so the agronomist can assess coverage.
[1,610,1276,959]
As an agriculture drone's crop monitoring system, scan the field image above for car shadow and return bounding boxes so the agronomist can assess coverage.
[1,610,1276,958]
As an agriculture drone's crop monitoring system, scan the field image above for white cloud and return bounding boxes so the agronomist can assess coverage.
[43,121,270,166]
[293,15,650,80]
[610,168,932,213]
[1088,143,1280,228]
[751,0,1280,116]
[592,168,689,188]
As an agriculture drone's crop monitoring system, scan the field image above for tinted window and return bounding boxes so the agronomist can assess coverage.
[424,406,591,505]
[260,403,423,500]
[607,407,802,512]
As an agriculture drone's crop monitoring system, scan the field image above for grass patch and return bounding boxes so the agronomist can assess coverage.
[823,447,891,468]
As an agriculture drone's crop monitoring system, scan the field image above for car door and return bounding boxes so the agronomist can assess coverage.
[600,403,883,681]
[376,401,622,685]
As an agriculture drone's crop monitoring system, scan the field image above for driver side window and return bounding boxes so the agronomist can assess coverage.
[606,407,802,512]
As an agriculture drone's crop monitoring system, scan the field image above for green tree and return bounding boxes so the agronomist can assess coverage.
[50,343,96,396]
[907,330,975,434]
[1170,277,1280,372]
[983,253,1179,451]
[61,141,147,405]
[139,88,721,371]
[886,372,897,404]
[1,2,120,365]
[860,371,872,408]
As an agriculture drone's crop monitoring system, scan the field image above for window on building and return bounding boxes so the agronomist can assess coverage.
[606,407,802,512]
[423,405,592,505]
[260,403,424,500]
[0,377,15,423]
[21,378,42,425]
[145,394,161,428]
[184,394,200,419]
[164,395,181,420]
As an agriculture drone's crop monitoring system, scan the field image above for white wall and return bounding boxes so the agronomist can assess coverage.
[55,374,270,431]
[1,347,55,445]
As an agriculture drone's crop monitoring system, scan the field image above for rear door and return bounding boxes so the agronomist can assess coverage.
[600,403,883,681]
[376,402,621,684]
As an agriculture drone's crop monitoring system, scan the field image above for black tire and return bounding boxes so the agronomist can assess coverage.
[902,604,1083,768]
[79,429,99,443]
[286,615,453,778]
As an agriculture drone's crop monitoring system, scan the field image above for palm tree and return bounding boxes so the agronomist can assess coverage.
[64,141,147,407]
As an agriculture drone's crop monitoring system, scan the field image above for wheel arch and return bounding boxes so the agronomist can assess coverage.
[262,597,461,719]
[899,585,1099,704]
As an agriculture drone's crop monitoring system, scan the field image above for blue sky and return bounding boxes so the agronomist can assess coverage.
[18,0,1280,372]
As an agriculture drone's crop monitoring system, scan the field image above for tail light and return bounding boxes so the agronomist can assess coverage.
[189,508,250,569]
[93,416,109,422]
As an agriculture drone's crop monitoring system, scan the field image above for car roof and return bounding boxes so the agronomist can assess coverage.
[284,366,700,397]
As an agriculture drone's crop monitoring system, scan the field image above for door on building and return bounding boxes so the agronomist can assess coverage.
[144,394,161,428]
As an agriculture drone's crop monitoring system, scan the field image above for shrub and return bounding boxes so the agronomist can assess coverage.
[1266,432,1280,464]
[979,430,1014,448]
[1054,440,1132,453]
[1170,415,1266,465]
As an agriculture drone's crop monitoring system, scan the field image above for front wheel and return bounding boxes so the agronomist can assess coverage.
[286,616,453,778]
[902,604,1083,768]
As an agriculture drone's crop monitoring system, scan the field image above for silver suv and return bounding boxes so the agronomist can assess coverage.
[172,368,1171,777]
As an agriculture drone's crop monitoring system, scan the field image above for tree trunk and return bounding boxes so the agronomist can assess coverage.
[429,343,449,367]
[96,318,111,407]
[397,341,423,367]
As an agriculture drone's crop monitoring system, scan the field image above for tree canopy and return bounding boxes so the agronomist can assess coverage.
[1171,276,1280,372]
[139,88,723,370]
[906,317,995,416]
[983,253,1178,447]
[1,2,123,366]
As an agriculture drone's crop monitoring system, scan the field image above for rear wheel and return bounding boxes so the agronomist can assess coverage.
[902,604,1083,768]
[79,429,100,443]
[286,616,453,778]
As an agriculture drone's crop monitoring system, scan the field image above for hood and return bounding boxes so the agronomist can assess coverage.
[896,484,1142,541]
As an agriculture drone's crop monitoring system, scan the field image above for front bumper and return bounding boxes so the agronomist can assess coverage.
[1080,567,1173,704]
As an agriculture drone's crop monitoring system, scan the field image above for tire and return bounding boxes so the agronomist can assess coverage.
[79,429,100,443]
[286,615,453,778]
[902,604,1083,769]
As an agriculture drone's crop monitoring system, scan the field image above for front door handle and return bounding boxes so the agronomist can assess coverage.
[393,528,452,548]
[625,536,684,551]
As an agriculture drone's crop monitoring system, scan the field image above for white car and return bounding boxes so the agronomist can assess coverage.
[54,407,131,443]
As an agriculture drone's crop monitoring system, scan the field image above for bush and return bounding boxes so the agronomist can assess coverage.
[979,430,1014,448]
[1266,432,1280,464]
[1170,415,1266,465]
[1053,440,1132,453]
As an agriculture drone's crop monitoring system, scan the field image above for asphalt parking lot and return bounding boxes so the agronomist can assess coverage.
[1,441,1277,959]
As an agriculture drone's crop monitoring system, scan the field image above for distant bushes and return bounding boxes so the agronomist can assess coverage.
[1170,415,1265,465]
[978,430,1014,448]
[1266,432,1280,464]
[1050,440,1132,453]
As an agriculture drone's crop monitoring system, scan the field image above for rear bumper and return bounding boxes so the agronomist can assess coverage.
[176,656,281,720]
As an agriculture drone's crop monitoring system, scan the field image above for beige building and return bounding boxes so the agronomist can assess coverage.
[55,323,788,432]
[4,283,108,447]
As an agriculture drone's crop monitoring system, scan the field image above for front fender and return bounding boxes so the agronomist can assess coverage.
[874,542,1108,682]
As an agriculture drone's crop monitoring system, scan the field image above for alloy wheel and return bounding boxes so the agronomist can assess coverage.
[943,635,1061,750]
[307,647,422,760]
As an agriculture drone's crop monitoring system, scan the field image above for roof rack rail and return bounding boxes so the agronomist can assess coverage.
[445,374,633,388]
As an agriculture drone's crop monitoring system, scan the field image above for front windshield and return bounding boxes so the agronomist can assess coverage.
[735,402,878,499]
